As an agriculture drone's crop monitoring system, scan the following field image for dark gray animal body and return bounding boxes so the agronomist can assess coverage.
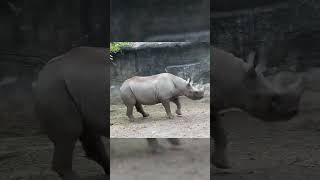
[211,47,303,169]
[35,47,109,180]
[35,47,180,179]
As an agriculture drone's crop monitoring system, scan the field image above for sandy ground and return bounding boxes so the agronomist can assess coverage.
[212,68,320,180]
[111,138,210,180]
[110,96,210,138]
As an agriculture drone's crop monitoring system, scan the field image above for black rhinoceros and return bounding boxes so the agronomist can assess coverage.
[211,47,303,169]
[35,47,109,179]
[35,47,180,179]
[120,73,204,121]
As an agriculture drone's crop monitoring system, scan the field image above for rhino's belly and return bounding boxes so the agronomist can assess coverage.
[134,93,160,105]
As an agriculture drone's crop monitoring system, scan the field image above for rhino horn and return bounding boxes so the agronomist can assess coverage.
[246,51,256,67]
[255,45,268,74]
[187,76,192,84]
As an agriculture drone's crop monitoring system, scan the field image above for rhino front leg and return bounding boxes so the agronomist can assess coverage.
[52,139,80,180]
[161,100,174,119]
[126,104,135,121]
[212,112,230,169]
[171,97,182,115]
[135,103,149,117]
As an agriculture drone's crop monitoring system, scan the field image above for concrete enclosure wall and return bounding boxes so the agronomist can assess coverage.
[111,42,210,86]
[111,0,210,41]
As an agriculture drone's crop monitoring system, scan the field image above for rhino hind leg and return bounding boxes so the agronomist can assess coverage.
[161,100,174,119]
[212,112,230,169]
[52,139,80,180]
[79,131,109,175]
[126,104,135,121]
[135,103,149,117]
[171,98,182,115]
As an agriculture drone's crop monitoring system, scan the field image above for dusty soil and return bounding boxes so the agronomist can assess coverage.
[110,96,210,138]
[110,138,210,180]
[0,136,109,180]
[212,68,320,180]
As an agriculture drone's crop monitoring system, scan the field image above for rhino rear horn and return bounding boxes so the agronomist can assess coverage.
[255,46,268,73]
[246,51,256,67]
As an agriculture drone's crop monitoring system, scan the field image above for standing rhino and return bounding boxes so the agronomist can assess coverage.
[35,47,181,179]
[211,47,303,169]
[120,73,204,121]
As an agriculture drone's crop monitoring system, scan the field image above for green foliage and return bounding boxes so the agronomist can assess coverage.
[110,42,130,54]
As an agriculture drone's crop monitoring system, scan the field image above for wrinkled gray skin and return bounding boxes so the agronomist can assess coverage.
[211,47,303,169]
[120,73,204,121]
[35,47,180,180]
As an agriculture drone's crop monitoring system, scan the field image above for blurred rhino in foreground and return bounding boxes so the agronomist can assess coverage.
[211,47,303,169]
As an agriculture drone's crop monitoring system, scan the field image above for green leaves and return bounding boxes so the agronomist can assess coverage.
[110,42,130,54]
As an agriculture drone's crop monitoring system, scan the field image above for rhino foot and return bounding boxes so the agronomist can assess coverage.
[143,113,150,117]
[128,117,136,122]
[176,109,182,115]
[167,114,174,119]
[212,151,231,169]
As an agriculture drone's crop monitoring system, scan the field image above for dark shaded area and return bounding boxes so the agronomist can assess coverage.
[0,0,108,138]
[111,0,210,42]
[212,0,320,71]
[212,0,287,12]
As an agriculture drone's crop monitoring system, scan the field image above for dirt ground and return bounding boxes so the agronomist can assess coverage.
[0,136,109,180]
[212,68,320,180]
[110,96,210,138]
[110,138,210,180]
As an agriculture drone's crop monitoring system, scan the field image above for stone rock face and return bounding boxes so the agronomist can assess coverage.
[111,42,210,86]
[212,0,320,71]
[111,0,210,41]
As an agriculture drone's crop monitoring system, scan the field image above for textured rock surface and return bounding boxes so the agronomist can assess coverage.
[111,0,210,41]
[212,0,320,71]
[111,42,210,86]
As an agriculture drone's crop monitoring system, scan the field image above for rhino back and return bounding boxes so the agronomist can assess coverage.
[125,73,176,105]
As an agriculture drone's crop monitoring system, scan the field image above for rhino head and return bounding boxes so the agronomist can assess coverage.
[239,51,303,121]
[182,77,205,100]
